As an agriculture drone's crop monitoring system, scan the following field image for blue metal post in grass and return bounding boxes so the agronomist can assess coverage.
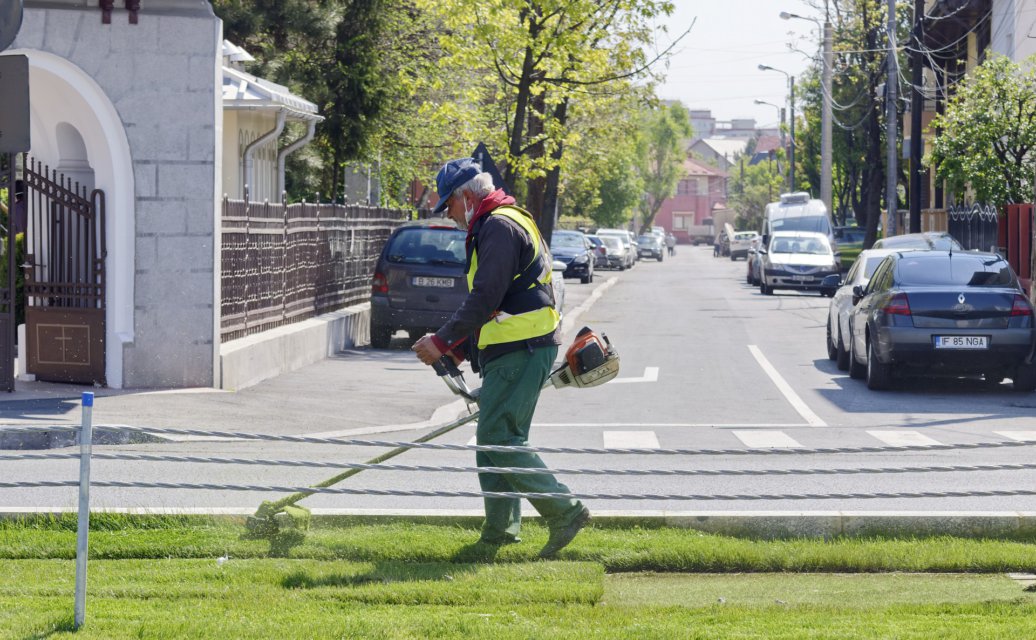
[74,392,94,629]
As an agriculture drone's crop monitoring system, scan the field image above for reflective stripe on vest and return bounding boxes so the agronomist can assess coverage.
[468,206,561,349]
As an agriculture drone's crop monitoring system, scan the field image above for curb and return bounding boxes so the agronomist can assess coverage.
[5,508,1036,539]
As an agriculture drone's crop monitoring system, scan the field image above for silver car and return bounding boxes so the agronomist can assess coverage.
[824,248,898,370]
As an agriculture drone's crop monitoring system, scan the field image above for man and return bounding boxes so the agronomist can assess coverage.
[412,158,590,557]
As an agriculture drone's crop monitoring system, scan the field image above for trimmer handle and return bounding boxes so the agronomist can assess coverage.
[432,355,463,378]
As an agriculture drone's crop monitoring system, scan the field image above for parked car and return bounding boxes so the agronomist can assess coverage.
[550,230,595,284]
[846,250,1036,391]
[585,234,610,269]
[729,231,760,261]
[637,234,665,261]
[823,248,899,370]
[746,238,762,285]
[758,231,841,296]
[370,219,469,349]
[598,235,629,269]
[833,225,866,271]
[871,231,962,251]
[597,229,636,268]
[550,259,567,314]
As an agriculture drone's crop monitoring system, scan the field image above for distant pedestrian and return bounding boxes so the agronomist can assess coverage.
[665,232,676,257]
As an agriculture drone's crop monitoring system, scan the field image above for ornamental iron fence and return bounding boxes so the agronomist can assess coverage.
[947,202,999,253]
[221,195,410,342]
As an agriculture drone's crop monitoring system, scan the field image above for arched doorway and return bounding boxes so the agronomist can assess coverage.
[6,49,135,388]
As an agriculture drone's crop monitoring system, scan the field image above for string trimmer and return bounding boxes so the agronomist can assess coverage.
[245,326,619,537]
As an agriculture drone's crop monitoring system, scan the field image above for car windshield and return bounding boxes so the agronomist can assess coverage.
[878,234,963,250]
[551,234,585,249]
[771,236,830,255]
[771,216,830,234]
[384,227,466,265]
[897,255,1016,287]
[637,235,655,244]
[601,237,622,249]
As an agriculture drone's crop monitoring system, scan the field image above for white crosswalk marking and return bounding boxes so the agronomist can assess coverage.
[732,430,802,448]
[995,431,1036,442]
[603,431,660,449]
[867,430,940,447]
[467,436,477,446]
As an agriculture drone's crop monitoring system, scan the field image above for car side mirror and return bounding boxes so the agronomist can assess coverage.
[851,284,865,304]
[757,247,767,255]
[552,260,566,271]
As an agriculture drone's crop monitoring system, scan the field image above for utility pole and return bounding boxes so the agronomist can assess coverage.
[790,75,796,192]
[886,0,898,237]
[909,0,923,232]
[821,1,833,215]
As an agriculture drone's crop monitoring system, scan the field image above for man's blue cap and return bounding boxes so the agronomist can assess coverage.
[433,158,481,214]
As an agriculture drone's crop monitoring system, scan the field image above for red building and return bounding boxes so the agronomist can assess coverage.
[653,157,728,244]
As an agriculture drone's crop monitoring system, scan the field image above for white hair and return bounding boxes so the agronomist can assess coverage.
[454,172,495,200]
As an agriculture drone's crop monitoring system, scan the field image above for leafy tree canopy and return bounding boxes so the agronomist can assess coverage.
[928,54,1036,207]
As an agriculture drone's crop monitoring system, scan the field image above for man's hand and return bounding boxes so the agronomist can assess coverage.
[412,335,444,365]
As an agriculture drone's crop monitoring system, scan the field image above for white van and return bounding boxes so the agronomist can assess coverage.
[761,192,833,249]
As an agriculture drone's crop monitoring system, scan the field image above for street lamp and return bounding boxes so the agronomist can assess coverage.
[754,99,787,192]
[759,64,795,192]
[781,4,833,216]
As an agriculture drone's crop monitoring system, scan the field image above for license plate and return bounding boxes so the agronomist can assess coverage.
[934,336,988,349]
[791,275,813,282]
[413,277,454,288]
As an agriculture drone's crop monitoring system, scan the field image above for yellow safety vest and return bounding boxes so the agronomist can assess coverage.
[468,206,561,349]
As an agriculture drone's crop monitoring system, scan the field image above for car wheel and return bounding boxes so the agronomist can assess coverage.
[730,254,736,261]
[746,271,752,285]
[836,328,850,371]
[371,325,392,349]
[1012,361,1036,392]
[760,279,772,295]
[848,329,866,379]
[658,255,664,262]
[826,322,837,361]
[866,338,892,390]
[581,272,591,284]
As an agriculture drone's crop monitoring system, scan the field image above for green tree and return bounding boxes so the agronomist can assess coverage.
[928,54,1036,207]
[730,156,785,233]
[213,0,447,204]
[635,102,692,233]
[416,0,687,241]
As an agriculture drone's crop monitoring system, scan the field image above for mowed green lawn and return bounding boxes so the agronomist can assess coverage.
[3,516,1036,639]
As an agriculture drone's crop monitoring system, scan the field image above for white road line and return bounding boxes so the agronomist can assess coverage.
[867,430,940,447]
[603,431,660,449]
[533,422,809,428]
[747,345,827,427]
[608,367,660,384]
[995,431,1036,442]
[732,430,803,448]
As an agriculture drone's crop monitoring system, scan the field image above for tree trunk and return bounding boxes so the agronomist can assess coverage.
[540,98,569,246]
[504,13,541,192]
[524,87,547,225]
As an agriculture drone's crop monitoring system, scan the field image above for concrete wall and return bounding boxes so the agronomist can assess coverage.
[17,0,222,388]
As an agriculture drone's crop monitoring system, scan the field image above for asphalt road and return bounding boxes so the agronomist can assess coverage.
[5,246,1036,514]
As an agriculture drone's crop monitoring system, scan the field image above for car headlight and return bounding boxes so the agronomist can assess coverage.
[573,254,589,264]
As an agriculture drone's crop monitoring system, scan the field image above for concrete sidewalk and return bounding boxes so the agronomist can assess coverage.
[0,339,464,445]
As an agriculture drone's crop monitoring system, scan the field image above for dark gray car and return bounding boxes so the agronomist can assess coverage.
[369,220,469,348]
[846,250,1036,391]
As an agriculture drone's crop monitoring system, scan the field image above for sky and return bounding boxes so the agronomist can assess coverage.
[653,0,825,131]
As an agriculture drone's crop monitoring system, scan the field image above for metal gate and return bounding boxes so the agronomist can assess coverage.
[21,156,106,385]
[0,155,18,391]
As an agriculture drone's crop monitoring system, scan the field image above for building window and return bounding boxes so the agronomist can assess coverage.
[673,213,692,230]
[677,180,691,195]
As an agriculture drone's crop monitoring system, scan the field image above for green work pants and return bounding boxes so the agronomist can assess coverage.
[475,344,584,542]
